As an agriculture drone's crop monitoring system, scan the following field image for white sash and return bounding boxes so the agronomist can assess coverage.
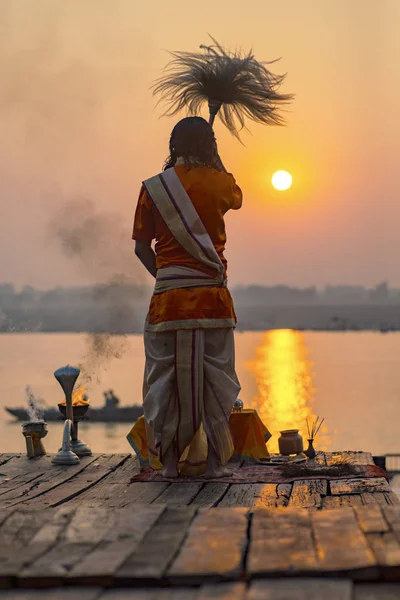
[143,168,226,293]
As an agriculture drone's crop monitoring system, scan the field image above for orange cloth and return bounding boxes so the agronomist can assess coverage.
[133,165,242,326]
[127,408,271,468]
[229,409,271,459]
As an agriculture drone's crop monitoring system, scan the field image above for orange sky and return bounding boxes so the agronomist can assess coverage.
[0,0,399,289]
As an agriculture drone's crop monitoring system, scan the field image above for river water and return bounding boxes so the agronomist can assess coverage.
[0,331,398,456]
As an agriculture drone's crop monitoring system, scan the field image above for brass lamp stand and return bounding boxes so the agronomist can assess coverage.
[52,365,92,465]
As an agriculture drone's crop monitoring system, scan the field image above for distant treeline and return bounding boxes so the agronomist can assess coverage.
[232,281,398,306]
[1,281,400,333]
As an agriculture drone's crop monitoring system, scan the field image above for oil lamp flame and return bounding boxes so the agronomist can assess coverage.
[59,387,90,407]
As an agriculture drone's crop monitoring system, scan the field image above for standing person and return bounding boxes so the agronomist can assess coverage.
[108,390,120,408]
[133,116,242,478]
[103,391,111,409]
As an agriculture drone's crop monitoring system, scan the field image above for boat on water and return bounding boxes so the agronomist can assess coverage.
[5,404,143,423]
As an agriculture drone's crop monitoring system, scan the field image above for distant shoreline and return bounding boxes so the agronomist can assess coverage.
[2,303,400,334]
[1,326,400,334]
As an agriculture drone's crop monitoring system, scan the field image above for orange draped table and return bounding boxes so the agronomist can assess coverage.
[230,408,271,459]
[127,409,271,469]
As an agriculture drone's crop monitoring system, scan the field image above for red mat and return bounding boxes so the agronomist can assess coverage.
[130,463,388,484]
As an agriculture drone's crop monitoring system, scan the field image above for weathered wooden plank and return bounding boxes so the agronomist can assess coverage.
[325,452,374,466]
[0,455,35,478]
[390,475,400,497]
[116,506,196,583]
[22,454,129,508]
[354,583,400,599]
[100,589,197,599]
[248,508,317,575]
[0,454,19,466]
[0,455,99,508]
[361,493,400,507]
[312,508,377,575]
[68,504,165,585]
[276,483,292,506]
[0,509,16,528]
[96,456,140,484]
[46,591,103,600]
[0,506,75,584]
[0,509,53,560]
[383,507,400,527]
[330,478,390,496]
[218,484,289,508]
[0,592,38,599]
[289,479,327,509]
[253,484,291,509]
[19,506,117,586]
[197,582,247,599]
[248,578,353,600]
[0,454,43,477]
[383,507,400,547]
[0,471,47,499]
[191,483,229,508]
[314,452,327,466]
[251,484,290,509]
[366,532,400,573]
[73,482,169,508]
[65,456,140,507]
[218,484,264,508]
[252,484,291,509]
[0,455,67,498]
[355,506,390,534]
[168,507,248,584]
[0,591,102,600]
[153,483,204,506]
[322,495,363,509]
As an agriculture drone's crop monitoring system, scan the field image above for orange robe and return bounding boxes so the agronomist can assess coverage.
[133,165,242,328]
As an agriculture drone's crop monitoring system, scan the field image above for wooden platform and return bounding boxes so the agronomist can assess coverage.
[1,451,400,597]
[0,451,398,512]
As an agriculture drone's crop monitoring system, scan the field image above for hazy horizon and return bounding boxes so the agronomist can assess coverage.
[1,0,399,289]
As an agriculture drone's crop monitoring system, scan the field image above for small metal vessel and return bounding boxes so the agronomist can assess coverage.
[278,429,303,455]
[22,421,48,458]
[232,398,244,413]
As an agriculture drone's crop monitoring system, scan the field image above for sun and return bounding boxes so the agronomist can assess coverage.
[272,170,292,191]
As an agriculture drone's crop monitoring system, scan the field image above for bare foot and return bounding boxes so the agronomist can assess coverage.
[205,443,233,478]
[204,466,233,479]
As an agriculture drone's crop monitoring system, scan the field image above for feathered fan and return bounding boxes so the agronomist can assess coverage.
[152,36,294,139]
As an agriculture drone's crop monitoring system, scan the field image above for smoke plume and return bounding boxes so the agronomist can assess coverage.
[25,385,43,422]
[49,198,146,380]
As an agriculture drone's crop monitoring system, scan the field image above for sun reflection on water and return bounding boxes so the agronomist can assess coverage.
[247,329,330,453]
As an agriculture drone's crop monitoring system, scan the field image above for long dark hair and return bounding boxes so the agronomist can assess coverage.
[163,116,220,171]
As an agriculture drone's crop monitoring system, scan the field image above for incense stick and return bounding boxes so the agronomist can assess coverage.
[306,416,325,440]
[314,417,325,437]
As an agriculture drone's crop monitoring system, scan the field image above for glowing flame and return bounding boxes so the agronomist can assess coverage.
[59,387,90,406]
[247,330,330,453]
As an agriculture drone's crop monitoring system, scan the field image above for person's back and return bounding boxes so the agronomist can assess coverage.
[136,164,241,271]
[134,162,241,329]
[131,116,242,478]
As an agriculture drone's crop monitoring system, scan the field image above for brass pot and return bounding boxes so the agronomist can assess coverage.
[278,429,303,455]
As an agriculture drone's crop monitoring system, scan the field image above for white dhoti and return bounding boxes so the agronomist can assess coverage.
[143,327,240,475]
